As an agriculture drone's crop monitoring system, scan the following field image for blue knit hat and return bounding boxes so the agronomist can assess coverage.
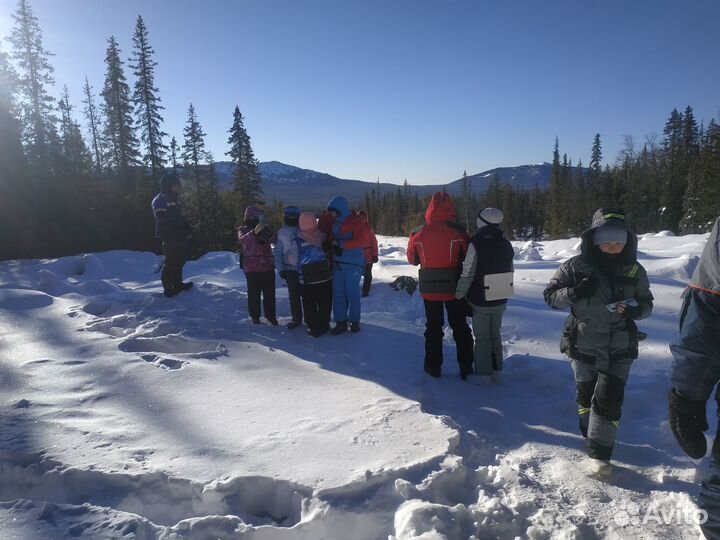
[593,225,627,245]
[284,206,301,217]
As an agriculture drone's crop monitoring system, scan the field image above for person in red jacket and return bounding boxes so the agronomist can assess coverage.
[407,192,474,379]
[358,210,379,297]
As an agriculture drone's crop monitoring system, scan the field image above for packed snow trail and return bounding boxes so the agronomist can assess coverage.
[0,233,710,539]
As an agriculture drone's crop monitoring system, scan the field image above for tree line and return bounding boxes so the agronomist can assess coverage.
[1,0,718,262]
[365,108,719,241]
[0,0,263,261]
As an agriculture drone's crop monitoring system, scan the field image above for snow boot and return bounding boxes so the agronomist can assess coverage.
[287,320,301,330]
[179,281,193,291]
[251,318,261,325]
[350,322,361,333]
[266,317,279,326]
[164,288,179,298]
[668,388,708,459]
[424,364,441,378]
[588,458,612,476]
[331,321,348,335]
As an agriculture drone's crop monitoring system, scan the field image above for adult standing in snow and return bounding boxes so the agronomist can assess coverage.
[288,212,333,337]
[543,209,653,473]
[275,206,303,329]
[327,196,366,334]
[238,206,278,326]
[151,173,193,297]
[358,210,379,297]
[668,216,720,538]
[455,208,515,385]
[407,192,474,380]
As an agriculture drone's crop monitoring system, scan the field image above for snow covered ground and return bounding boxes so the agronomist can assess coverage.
[0,232,711,539]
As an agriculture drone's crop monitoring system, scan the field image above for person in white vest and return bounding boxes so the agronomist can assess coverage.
[455,208,515,385]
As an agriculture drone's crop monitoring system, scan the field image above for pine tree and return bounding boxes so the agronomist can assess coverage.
[460,170,472,230]
[546,137,563,237]
[226,105,262,219]
[182,103,209,232]
[587,133,603,209]
[130,15,167,182]
[57,85,92,176]
[8,0,57,173]
[661,108,684,230]
[101,35,140,186]
[169,136,178,170]
[81,77,104,173]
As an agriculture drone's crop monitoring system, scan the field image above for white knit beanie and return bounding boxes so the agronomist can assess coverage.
[477,208,503,228]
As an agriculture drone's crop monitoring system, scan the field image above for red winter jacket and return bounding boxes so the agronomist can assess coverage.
[358,211,379,263]
[407,193,469,301]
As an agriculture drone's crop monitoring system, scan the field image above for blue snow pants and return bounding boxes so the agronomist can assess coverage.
[670,288,720,540]
[332,262,362,323]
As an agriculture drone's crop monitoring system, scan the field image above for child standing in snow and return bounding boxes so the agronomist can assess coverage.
[668,216,720,538]
[238,206,278,326]
[275,206,303,329]
[543,209,653,473]
[288,212,333,337]
[455,208,515,385]
[358,210,379,297]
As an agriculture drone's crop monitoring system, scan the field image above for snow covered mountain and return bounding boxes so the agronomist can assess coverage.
[211,161,570,209]
[0,231,711,539]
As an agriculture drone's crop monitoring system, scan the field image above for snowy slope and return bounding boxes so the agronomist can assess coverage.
[0,231,711,539]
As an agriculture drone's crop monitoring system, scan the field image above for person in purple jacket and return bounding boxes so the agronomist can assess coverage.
[238,206,277,325]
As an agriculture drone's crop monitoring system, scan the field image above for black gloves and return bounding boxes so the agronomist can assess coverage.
[668,388,708,459]
[332,244,343,256]
[254,224,273,244]
[622,304,644,319]
[570,277,595,301]
[372,256,379,263]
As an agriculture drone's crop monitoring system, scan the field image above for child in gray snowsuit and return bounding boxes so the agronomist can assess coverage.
[544,209,653,470]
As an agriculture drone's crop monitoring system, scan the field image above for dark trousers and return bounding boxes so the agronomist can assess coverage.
[245,270,276,320]
[362,263,373,295]
[284,270,303,323]
[161,240,186,293]
[423,299,474,376]
[300,280,333,333]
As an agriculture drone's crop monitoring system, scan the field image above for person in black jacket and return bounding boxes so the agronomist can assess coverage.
[455,208,515,384]
[151,173,193,297]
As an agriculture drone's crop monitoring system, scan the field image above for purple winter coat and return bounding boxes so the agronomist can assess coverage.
[238,226,276,273]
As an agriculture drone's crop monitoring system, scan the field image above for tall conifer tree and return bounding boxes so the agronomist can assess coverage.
[130,15,167,182]
[81,77,104,173]
[226,105,262,219]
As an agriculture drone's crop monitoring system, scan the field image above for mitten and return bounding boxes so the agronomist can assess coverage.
[668,388,708,459]
[570,277,595,301]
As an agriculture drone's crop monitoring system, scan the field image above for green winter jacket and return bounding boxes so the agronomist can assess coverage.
[543,209,654,371]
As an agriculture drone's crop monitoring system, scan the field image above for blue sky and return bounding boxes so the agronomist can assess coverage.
[1,0,718,185]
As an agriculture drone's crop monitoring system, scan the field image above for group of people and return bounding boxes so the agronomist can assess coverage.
[152,173,720,526]
[236,198,378,337]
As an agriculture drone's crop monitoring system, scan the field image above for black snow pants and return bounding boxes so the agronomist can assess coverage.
[423,299,474,377]
[300,281,333,334]
[245,270,276,320]
[161,240,186,294]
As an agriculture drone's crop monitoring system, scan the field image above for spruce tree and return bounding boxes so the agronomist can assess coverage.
[81,77,104,173]
[57,85,92,176]
[130,15,167,182]
[460,170,472,231]
[101,35,140,187]
[9,0,57,174]
[546,137,563,237]
[661,108,684,230]
[226,105,262,219]
[169,136,178,170]
[588,133,603,209]
[182,103,209,233]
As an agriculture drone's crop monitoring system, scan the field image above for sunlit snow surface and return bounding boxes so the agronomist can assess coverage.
[0,231,711,539]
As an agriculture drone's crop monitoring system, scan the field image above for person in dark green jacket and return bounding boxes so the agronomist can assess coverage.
[544,208,654,473]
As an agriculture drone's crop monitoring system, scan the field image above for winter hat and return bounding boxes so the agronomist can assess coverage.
[284,206,301,217]
[593,225,628,246]
[160,173,180,194]
[244,206,262,221]
[299,212,318,231]
[477,208,503,228]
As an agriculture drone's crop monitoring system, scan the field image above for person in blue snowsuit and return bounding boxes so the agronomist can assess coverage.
[326,196,366,334]
[669,216,720,539]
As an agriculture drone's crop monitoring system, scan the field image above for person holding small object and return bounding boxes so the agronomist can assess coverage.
[543,208,653,474]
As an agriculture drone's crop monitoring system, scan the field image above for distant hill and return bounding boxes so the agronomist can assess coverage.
[207,161,578,210]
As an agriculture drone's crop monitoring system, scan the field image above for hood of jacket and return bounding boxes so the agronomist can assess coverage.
[579,208,638,264]
[691,217,720,293]
[244,206,263,221]
[425,192,456,224]
[160,173,180,196]
[327,196,350,222]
